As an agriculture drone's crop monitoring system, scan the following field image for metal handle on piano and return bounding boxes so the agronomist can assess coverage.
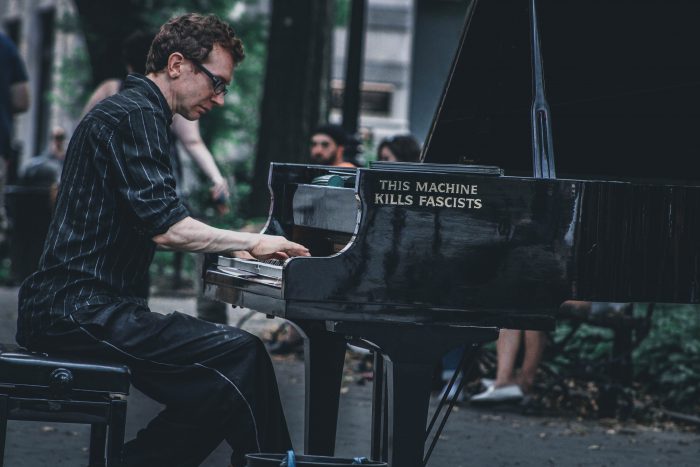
[281,450,296,467]
[530,0,557,179]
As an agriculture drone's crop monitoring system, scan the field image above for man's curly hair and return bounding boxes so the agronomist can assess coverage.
[145,13,245,74]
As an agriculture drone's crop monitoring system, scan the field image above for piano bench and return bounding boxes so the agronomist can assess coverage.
[0,344,130,467]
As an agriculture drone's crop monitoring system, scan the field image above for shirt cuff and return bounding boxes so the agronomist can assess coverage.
[147,201,190,237]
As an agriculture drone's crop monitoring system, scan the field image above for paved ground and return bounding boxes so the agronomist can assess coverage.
[1,286,699,466]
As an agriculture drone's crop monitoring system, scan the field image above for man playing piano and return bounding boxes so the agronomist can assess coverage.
[17,13,308,467]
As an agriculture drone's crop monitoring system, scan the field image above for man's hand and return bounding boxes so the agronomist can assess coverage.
[152,217,309,258]
[249,234,310,260]
[210,177,230,215]
[210,176,230,200]
[230,250,256,260]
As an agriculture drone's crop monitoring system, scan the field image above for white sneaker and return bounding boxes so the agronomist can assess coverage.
[480,378,495,389]
[470,384,524,404]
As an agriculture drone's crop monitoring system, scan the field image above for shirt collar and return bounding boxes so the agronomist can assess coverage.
[122,74,173,125]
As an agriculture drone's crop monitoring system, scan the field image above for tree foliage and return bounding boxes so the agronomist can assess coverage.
[633,305,700,410]
[548,304,700,413]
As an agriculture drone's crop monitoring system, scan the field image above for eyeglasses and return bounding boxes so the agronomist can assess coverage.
[192,60,228,96]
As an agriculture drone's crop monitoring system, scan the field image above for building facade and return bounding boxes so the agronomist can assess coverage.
[331,0,469,151]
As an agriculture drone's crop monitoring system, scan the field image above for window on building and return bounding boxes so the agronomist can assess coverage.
[331,80,394,116]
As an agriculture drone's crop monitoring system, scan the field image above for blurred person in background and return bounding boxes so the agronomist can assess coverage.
[309,123,356,167]
[11,127,67,282]
[17,126,65,197]
[0,31,30,247]
[376,134,421,163]
[468,330,546,403]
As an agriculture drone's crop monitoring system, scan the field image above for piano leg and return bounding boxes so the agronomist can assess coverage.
[328,322,499,467]
[295,320,348,456]
[384,358,435,467]
[370,352,387,461]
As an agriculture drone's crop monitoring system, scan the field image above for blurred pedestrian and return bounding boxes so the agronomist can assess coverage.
[310,123,356,167]
[0,31,30,246]
[11,127,67,282]
[376,134,421,163]
[20,125,67,208]
[469,330,546,403]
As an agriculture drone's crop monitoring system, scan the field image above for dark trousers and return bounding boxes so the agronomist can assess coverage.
[29,302,291,467]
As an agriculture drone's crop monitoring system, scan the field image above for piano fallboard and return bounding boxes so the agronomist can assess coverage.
[204,262,554,329]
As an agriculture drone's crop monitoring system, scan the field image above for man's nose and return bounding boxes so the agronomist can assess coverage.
[212,93,225,106]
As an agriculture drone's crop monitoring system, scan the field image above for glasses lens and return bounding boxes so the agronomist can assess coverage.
[195,60,228,96]
[214,81,228,96]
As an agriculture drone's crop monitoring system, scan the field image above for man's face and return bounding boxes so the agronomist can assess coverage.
[50,128,66,159]
[310,134,339,165]
[175,44,234,120]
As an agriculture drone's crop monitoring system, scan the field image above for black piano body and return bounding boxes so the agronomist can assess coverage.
[207,163,700,317]
[204,1,700,466]
[204,162,700,466]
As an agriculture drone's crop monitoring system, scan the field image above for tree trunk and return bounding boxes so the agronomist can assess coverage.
[250,0,334,218]
[73,0,145,86]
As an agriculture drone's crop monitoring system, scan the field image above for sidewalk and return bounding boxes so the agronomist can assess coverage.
[1,286,698,466]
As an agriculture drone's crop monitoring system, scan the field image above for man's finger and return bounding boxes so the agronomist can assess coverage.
[293,248,310,257]
[286,243,310,257]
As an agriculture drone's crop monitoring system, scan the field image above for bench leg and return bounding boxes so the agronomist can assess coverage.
[88,423,107,467]
[612,328,634,385]
[0,394,8,467]
[106,399,127,467]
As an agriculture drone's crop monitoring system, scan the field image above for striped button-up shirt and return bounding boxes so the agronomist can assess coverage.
[17,74,189,346]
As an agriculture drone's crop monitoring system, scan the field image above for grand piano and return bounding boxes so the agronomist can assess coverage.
[203,1,700,466]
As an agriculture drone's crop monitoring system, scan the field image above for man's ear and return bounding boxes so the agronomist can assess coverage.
[167,52,185,78]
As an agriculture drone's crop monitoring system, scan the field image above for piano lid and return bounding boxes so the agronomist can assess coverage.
[423,0,700,184]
